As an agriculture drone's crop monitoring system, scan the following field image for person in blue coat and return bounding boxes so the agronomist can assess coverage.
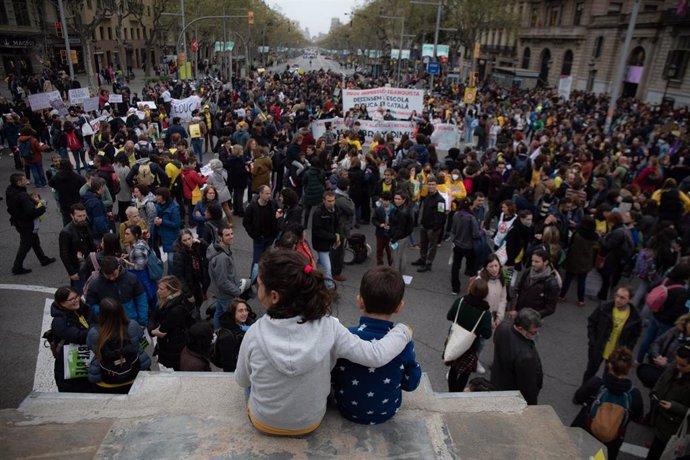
[81,177,111,244]
[153,186,181,268]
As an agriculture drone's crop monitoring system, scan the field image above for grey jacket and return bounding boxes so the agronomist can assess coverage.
[451,210,480,250]
[206,243,242,300]
[86,320,151,383]
[335,190,355,237]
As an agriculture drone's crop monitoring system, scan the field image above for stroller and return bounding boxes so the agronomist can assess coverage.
[344,233,371,264]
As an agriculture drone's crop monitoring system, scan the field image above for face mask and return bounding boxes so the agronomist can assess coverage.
[451,174,459,181]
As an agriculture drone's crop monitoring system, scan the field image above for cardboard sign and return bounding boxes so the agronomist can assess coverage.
[189,123,201,138]
[82,96,99,113]
[108,93,123,103]
[68,87,90,105]
[28,91,61,111]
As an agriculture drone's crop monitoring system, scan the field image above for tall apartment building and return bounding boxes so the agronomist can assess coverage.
[467,0,690,105]
[0,0,159,78]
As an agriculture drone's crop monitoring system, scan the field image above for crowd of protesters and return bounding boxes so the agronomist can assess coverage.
[3,61,690,457]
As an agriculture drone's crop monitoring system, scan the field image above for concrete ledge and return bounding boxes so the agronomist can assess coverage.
[1,372,601,459]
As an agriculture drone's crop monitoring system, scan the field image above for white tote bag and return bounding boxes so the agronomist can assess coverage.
[443,299,486,363]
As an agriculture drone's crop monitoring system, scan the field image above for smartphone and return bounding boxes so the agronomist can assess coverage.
[651,394,660,402]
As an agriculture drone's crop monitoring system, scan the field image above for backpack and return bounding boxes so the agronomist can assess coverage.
[514,155,529,176]
[42,329,64,358]
[98,335,140,384]
[136,163,156,186]
[586,386,631,443]
[146,246,164,280]
[633,248,657,282]
[210,327,233,368]
[65,131,81,151]
[19,139,33,160]
[82,252,101,298]
[647,278,685,313]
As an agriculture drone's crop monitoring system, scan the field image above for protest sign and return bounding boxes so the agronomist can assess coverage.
[137,101,157,110]
[68,88,90,105]
[63,343,93,380]
[82,96,99,113]
[170,95,202,122]
[28,91,61,111]
[189,124,201,138]
[312,117,459,151]
[50,98,69,117]
[342,87,424,120]
[108,93,123,103]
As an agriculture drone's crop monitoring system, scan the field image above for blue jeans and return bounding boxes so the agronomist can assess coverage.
[637,316,673,363]
[213,297,229,330]
[71,148,87,173]
[316,251,334,289]
[191,138,203,163]
[28,162,47,187]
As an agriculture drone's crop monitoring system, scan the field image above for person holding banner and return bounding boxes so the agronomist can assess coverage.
[50,286,92,393]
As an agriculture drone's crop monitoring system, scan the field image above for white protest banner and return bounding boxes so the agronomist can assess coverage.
[63,343,93,380]
[68,88,90,105]
[170,95,202,122]
[312,118,459,151]
[558,75,573,101]
[82,96,99,113]
[28,91,61,111]
[311,118,415,146]
[342,87,424,120]
[108,93,123,103]
[430,123,460,151]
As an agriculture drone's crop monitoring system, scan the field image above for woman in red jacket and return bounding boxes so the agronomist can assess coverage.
[180,156,206,227]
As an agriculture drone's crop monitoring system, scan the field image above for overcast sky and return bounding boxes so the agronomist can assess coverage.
[269,0,358,37]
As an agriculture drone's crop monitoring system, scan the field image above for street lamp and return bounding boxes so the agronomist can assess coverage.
[380,14,405,87]
[411,0,442,92]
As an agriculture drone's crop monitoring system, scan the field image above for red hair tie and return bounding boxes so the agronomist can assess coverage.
[304,265,313,274]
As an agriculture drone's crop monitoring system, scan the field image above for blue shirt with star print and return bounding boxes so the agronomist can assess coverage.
[331,316,422,424]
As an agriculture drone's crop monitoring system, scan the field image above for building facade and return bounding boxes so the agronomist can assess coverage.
[467,0,690,106]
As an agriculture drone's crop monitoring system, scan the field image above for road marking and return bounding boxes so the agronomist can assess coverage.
[34,298,58,392]
[0,284,57,294]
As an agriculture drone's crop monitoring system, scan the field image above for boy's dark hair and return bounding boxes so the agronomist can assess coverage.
[100,256,120,275]
[380,191,392,201]
[359,266,404,315]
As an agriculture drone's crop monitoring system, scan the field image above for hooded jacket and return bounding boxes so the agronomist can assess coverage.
[81,189,110,241]
[6,183,45,231]
[514,266,560,318]
[206,243,242,300]
[235,315,412,432]
[85,269,148,327]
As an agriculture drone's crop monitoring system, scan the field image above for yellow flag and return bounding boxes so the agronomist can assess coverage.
[464,88,477,104]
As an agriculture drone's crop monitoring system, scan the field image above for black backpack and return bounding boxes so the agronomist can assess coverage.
[99,335,141,384]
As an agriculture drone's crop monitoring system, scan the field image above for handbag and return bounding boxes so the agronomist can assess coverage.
[191,185,202,205]
[660,408,690,460]
[443,299,486,363]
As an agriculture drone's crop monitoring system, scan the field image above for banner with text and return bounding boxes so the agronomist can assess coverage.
[170,95,202,122]
[28,91,61,111]
[342,87,424,120]
[311,118,459,151]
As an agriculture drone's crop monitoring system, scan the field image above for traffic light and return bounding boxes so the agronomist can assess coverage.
[248,11,254,25]
[70,49,78,64]
[55,22,63,38]
[60,49,67,64]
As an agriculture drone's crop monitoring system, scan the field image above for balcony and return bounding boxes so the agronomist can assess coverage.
[520,25,587,41]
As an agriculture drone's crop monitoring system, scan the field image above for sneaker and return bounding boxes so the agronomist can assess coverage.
[451,291,459,296]
[411,259,425,266]
[12,267,32,275]
[558,296,566,303]
[417,266,431,273]
[476,361,486,375]
[41,257,56,266]
[332,274,347,282]
[576,301,585,308]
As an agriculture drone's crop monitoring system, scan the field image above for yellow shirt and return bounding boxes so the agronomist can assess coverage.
[603,307,631,360]
[165,162,181,184]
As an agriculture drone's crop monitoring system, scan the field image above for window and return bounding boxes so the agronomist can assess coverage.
[530,6,539,27]
[574,2,584,25]
[107,27,112,40]
[548,5,561,26]
[137,28,141,40]
[593,36,604,59]
[561,49,574,75]
[130,28,134,39]
[12,0,31,26]
[100,26,104,40]
[522,47,531,69]
[0,3,8,24]
[147,6,151,16]
[666,36,690,80]
[643,3,658,11]
[124,28,128,40]
[87,0,92,8]
[608,2,623,13]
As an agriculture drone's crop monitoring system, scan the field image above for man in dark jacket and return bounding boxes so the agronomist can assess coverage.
[312,191,340,289]
[411,176,446,272]
[581,286,642,384]
[242,185,278,280]
[512,248,560,319]
[59,203,96,293]
[491,308,544,405]
[6,173,56,274]
[332,178,355,282]
[450,198,481,294]
[164,117,189,148]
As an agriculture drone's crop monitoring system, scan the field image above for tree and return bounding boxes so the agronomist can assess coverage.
[64,0,116,91]
[129,0,173,77]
